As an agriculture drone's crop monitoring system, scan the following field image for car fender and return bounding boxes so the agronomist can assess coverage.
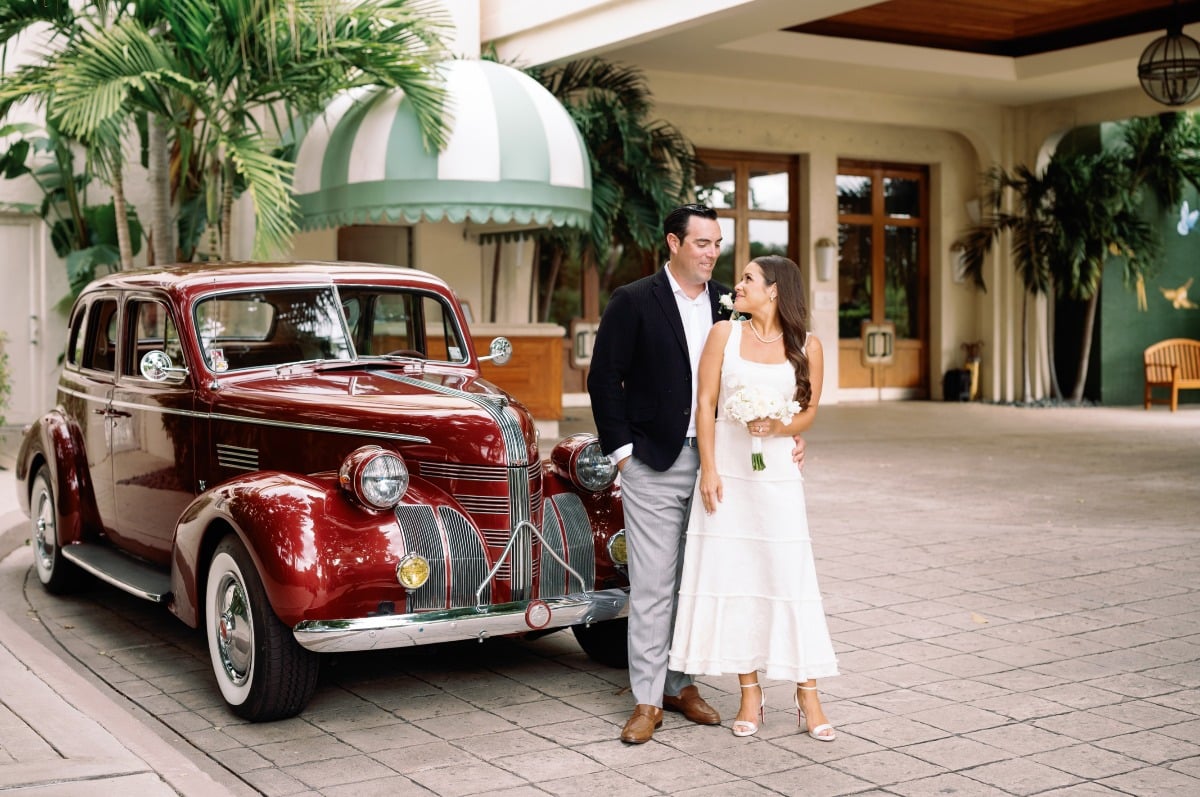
[15,411,102,546]
[169,471,467,628]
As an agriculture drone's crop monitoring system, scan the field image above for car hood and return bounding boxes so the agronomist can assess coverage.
[209,366,537,463]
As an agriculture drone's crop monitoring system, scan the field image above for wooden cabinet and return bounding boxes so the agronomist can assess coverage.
[471,324,565,420]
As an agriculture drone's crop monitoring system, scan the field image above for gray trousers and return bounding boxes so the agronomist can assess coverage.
[621,448,698,706]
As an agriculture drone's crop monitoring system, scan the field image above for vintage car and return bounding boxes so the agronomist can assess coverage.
[16,262,629,721]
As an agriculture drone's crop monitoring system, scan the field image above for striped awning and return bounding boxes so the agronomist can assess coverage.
[292,60,592,231]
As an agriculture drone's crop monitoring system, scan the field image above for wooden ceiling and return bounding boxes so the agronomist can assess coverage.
[788,0,1200,56]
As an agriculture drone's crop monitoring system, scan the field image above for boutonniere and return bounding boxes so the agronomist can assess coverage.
[718,292,746,320]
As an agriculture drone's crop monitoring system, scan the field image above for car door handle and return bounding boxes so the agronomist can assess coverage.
[93,408,131,418]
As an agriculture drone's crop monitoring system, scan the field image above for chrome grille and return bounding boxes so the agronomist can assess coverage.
[454,495,510,514]
[394,504,491,610]
[420,462,506,481]
[395,505,446,611]
[538,494,597,598]
[439,507,491,607]
[412,460,548,598]
[216,443,258,471]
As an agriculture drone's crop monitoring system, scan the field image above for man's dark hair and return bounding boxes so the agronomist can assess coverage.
[664,203,717,243]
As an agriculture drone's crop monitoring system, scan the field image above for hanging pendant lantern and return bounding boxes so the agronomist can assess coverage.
[1139,23,1200,106]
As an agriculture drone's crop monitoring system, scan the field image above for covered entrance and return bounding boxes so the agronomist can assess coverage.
[836,161,929,398]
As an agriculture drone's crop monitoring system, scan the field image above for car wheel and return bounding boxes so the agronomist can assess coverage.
[571,617,629,667]
[205,535,319,721]
[30,465,81,594]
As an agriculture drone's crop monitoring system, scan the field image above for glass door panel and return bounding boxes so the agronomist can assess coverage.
[837,223,872,339]
[884,177,921,218]
[837,175,872,215]
[749,218,788,260]
[749,170,789,211]
[696,164,736,209]
[715,217,737,287]
[884,225,920,339]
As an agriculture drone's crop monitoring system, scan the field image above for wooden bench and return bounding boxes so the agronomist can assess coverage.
[1144,338,1200,411]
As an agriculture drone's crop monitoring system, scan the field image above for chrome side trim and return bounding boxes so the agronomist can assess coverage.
[293,588,629,653]
[58,385,430,443]
[216,443,259,471]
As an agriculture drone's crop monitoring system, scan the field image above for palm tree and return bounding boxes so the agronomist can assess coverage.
[1044,151,1157,402]
[954,164,1057,400]
[527,58,698,321]
[956,138,1168,403]
[3,0,450,263]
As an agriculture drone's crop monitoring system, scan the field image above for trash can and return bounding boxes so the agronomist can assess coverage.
[942,369,971,401]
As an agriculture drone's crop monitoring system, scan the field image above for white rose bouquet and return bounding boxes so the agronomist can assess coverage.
[723,381,802,470]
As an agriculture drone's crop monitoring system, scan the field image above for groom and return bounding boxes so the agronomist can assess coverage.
[588,203,729,743]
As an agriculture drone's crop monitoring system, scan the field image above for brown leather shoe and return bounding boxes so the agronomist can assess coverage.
[662,685,721,725]
[620,704,663,744]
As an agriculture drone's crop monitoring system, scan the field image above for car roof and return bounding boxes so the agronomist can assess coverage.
[81,261,453,300]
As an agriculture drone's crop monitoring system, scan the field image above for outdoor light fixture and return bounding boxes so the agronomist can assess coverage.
[1139,7,1200,106]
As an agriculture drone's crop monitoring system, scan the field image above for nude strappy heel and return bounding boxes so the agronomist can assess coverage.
[732,682,765,738]
[795,685,835,741]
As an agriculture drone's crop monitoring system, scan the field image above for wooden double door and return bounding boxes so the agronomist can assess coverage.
[836,161,929,396]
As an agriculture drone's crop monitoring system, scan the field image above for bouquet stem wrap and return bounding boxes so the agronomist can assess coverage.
[750,437,765,471]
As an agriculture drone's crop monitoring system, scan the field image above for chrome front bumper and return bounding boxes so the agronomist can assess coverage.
[292,588,629,653]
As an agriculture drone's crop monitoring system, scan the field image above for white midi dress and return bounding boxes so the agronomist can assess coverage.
[668,321,839,683]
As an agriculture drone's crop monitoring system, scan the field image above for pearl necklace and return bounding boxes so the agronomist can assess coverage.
[748,320,783,344]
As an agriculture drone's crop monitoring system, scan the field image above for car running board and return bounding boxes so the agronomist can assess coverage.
[62,544,172,603]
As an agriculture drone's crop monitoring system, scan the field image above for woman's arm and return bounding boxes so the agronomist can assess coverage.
[768,333,824,437]
[696,321,731,513]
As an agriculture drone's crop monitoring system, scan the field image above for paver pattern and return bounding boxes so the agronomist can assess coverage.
[3,402,1199,795]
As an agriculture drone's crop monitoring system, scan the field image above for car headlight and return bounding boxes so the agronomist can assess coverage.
[339,446,409,509]
[549,433,617,492]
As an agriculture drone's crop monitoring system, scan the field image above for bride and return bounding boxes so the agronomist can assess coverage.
[667,255,839,741]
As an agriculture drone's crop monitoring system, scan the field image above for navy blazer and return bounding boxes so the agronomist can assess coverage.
[587,268,732,472]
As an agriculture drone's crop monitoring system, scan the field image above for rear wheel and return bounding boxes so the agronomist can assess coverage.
[30,466,81,594]
[205,535,319,721]
[572,618,629,667]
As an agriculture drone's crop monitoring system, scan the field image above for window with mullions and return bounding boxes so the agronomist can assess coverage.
[695,151,798,287]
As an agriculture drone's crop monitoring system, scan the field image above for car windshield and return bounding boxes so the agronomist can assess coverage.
[337,287,469,364]
[194,287,353,372]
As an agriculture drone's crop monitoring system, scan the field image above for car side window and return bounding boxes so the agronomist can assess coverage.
[66,304,87,368]
[82,298,119,374]
[123,299,184,378]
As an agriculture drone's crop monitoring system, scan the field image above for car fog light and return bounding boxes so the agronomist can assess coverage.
[396,554,430,589]
[607,530,628,566]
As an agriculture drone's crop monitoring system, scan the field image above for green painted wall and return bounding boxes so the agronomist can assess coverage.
[1055,120,1200,406]
[1098,190,1200,407]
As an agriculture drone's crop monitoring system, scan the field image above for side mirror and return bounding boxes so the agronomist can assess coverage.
[139,350,189,383]
[479,336,512,366]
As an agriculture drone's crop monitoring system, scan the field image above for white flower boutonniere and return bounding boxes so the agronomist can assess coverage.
[718,293,746,320]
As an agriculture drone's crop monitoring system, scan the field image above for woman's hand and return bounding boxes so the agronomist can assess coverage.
[748,417,776,437]
[699,468,723,514]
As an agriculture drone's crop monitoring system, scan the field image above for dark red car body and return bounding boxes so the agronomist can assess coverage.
[17,262,627,720]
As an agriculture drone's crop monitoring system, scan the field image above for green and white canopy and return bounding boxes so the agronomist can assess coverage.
[292,60,592,231]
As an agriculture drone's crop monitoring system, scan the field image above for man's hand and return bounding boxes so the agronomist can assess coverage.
[791,436,806,471]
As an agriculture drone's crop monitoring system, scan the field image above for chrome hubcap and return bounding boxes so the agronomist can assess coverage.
[33,490,55,574]
[214,574,252,686]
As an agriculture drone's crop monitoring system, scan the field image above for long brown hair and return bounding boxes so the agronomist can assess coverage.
[751,255,812,407]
